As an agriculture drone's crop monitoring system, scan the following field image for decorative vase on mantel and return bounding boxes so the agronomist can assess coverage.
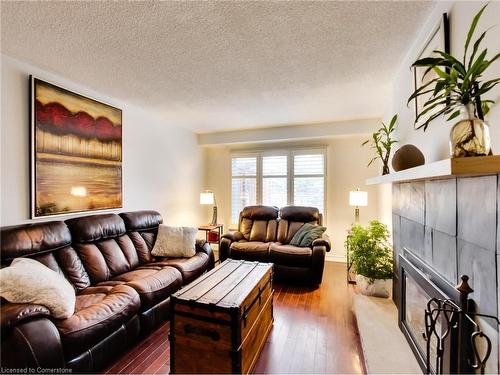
[449,104,491,158]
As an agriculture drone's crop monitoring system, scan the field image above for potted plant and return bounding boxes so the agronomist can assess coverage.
[345,220,393,298]
[362,114,398,175]
[408,4,500,157]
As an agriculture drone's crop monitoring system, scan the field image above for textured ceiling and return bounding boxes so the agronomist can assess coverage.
[1,1,434,132]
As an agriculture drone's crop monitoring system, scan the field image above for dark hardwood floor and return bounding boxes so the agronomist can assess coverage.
[105,262,365,374]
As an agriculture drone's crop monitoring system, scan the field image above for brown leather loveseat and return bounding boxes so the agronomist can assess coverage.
[0,210,214,372]
[220,206,330,284]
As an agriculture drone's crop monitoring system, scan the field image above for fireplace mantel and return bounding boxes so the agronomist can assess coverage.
[389,164,500,373]
[366,155,500,185]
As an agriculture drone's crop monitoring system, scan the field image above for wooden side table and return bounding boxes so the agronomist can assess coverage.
[198,224,223,264]
[198,224,224,247]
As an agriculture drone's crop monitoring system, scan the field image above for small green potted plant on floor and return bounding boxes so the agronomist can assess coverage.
[345,220,393,298]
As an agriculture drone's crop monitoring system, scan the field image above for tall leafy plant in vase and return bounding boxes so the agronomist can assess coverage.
[408,4,500,157]
[363,114,398,175]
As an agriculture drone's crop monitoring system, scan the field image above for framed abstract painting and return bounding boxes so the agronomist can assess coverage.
[412,13,450,129]
[30,76,123,218]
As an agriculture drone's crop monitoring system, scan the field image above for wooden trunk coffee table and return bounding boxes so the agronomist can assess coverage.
[169,259,274,374]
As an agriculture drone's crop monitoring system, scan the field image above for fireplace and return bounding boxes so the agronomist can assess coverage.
[389,177,500,374]
[399,250,499,374]
[399,251,466,373]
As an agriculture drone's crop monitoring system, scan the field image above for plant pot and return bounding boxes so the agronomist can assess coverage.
[450,104,491,157]
[355,274,392,298]
[382,165,390,175]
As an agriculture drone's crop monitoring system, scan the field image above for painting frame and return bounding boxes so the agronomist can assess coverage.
[30,76,123,219]
[412,13,450,129]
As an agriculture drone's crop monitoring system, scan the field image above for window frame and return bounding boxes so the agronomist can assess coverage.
[230,147,327,225]
[230,152,259,225]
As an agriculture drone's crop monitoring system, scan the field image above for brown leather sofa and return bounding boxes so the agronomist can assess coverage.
[220,206,330,284]
[0,210,214,372]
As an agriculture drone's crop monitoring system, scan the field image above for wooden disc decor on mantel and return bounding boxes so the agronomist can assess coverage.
[392,144,425,171]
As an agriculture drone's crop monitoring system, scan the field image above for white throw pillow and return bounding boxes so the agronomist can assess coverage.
[0,257,76,319]
[151,225,197,258]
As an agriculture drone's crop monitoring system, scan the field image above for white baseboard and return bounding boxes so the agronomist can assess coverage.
[325,254,346,263]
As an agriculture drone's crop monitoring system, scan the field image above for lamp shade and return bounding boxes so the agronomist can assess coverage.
[200,191,215,205]
[349,190,368,207]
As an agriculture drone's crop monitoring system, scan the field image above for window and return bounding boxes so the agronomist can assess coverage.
[231,149,326,224]
[231,157,257,224]
[293,153,325,213]
[262,155,288,208]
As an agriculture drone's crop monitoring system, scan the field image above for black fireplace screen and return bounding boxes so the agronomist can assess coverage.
[399,252,498,374]
[404,274,442,372]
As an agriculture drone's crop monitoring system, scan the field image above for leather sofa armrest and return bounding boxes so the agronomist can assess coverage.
[195,239,215,270]
[1,318,66,369]
[312,234,331,252]
[1,301,51,331]
[219,231,244,262]
[310,244,327,285]
[221,231,244,242]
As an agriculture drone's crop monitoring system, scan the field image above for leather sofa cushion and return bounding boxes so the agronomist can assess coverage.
[73,235,140,284]
[153,252,209,284]
[120,211,162,232]
[67,214,145,285]
[240,206,279,221]
[100,266,182,309]
[230,241,270,262]
[126,232,154,263]
[54,285,140,359]
[120,211,163,263]
[66,214,126,243]
[277,220,310,244]
[33,247,91,292]
[279,206,321,224]
[247,219,278,242]
[1,221,71,261]
[269,243,312,268]
[239,206,279,242]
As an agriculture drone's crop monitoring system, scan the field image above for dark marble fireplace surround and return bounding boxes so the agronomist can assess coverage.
[392,175,499,371]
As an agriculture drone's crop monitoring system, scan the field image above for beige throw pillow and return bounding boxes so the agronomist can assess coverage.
[151,225,197,258]
[0,257,76,318]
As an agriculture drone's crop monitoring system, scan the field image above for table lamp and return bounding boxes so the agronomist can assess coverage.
[349,188,368,223]
[200,191,217,225]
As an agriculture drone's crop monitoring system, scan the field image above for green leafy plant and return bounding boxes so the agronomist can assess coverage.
[345,221,393,283]
[362,114,398,175]
[408,4,500,130]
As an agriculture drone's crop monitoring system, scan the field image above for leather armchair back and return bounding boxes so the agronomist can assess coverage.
[277,206,322,244]
[238,206,279,242]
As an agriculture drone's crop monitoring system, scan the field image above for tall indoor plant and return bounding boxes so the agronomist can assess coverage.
[345,221,393,298]
[362,114,398,175]
[408,4,500,157]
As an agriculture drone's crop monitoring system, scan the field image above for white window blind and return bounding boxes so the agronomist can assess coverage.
[231,157,257,224]
[262,155,287,208]
[293,153,325,213]
[230,150,325,224]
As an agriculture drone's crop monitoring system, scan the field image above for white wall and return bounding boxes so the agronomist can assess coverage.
[1,55,204,226]
[390,1,500,161]
[203,134,384,262]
